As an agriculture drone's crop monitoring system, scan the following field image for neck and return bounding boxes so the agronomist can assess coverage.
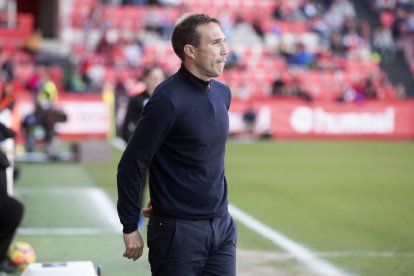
[183,61,211,81]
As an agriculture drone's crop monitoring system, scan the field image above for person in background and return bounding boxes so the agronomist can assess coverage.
[121,66,166,143]
[117,13,237,275]
[0,123,24,274]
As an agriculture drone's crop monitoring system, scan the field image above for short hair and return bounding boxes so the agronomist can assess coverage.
[142,65,165,79]
[171,13,220,61]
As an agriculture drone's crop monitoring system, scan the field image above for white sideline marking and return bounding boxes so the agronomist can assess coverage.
[229,204,351,276]
[18,228,118,235]
[316,251,414,258]
[85,187,121,230]
[16,187,122,234]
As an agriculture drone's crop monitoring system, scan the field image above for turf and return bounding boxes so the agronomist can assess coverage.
[11,140,414,276]
[225,140,414,275]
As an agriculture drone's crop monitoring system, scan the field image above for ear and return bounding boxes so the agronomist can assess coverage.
[184,45,196,60]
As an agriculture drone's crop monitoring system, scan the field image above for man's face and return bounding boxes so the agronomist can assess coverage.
[192,22,228,81]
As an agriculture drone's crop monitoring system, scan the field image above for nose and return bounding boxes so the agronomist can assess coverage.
[221,42,229,56]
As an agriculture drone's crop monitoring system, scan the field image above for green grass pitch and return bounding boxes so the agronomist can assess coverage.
[11,140,414,276]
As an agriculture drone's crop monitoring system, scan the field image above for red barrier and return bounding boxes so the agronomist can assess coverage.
[230,98,414,140]
[15,94,414,141]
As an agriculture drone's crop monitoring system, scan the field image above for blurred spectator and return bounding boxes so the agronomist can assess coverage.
[84,2,107,30]
[21,103,67,156]
[144,5,165,37]
[301,0,320,19]
[406,11,414,32]
[64,64,87,93]
[391,7,408,46]
[114,79,129,137]
[336,78,372,103]
[224,51,242,70]
[96,31,115,61]
[395,82,406,98]
[24,29,42,55]
[325,0,356,31]
[363,78,378,99]
[251,17,265,41]
[232,15,262,44]
[37,78,58,109]
[0,52,14,82]
[26,65,45,96]
[286,42,316,68]
[22,70,67,156]
[373,25,395,61]
[380,8,395,28]
[310,14,332,44]
[285,75,313,102]
[121,66,165,142]
[271,73,287,96]
[329,32,347,56]
[242,107,257,135]
[122,38,144,68]
[0,82,16,111]
[342,28,366,59]
[86,64,106,92]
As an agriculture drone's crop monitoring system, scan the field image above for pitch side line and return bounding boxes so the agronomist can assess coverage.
[16,187,122,234]
[18,228,118,235]
[315,251,414,258]
[229,204,351,276]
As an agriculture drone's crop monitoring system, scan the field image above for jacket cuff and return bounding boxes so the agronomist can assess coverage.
[123,223,138,234]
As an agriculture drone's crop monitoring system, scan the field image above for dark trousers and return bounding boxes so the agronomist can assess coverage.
[147,212,237,276]
[0,197,24,262]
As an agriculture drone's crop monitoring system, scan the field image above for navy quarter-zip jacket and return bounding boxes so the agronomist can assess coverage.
[117,65,231,233]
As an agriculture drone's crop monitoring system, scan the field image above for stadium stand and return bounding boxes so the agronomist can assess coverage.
[1,0,413,132]
[56,0,412,101]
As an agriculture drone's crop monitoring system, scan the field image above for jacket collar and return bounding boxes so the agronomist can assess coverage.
[178,64,210,93]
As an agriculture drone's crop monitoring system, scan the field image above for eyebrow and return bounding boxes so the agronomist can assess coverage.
[211,37,225,43]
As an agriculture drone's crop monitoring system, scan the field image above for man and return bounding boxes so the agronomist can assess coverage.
[117,13,237,275]
[121,66,166,143]
[0,124,24,274]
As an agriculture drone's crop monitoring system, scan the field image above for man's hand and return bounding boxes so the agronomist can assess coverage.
[141,201,152,218]
[122,230,144,261]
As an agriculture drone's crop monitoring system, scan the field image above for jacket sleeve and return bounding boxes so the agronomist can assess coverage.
[117,91,175,233]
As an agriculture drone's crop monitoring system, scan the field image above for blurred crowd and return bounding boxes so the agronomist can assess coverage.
[57,0,414,102]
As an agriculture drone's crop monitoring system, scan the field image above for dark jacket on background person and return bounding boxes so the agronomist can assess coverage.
[0,151,10,207]
[0,150,24,266]
[117,65,231,234]
[121,91,151,143]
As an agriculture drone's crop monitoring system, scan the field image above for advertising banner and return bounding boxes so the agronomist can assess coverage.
[230,99,414,140]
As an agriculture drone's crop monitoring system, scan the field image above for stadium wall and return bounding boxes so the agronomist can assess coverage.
[13,95,414,141]
[230,99,414,140]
